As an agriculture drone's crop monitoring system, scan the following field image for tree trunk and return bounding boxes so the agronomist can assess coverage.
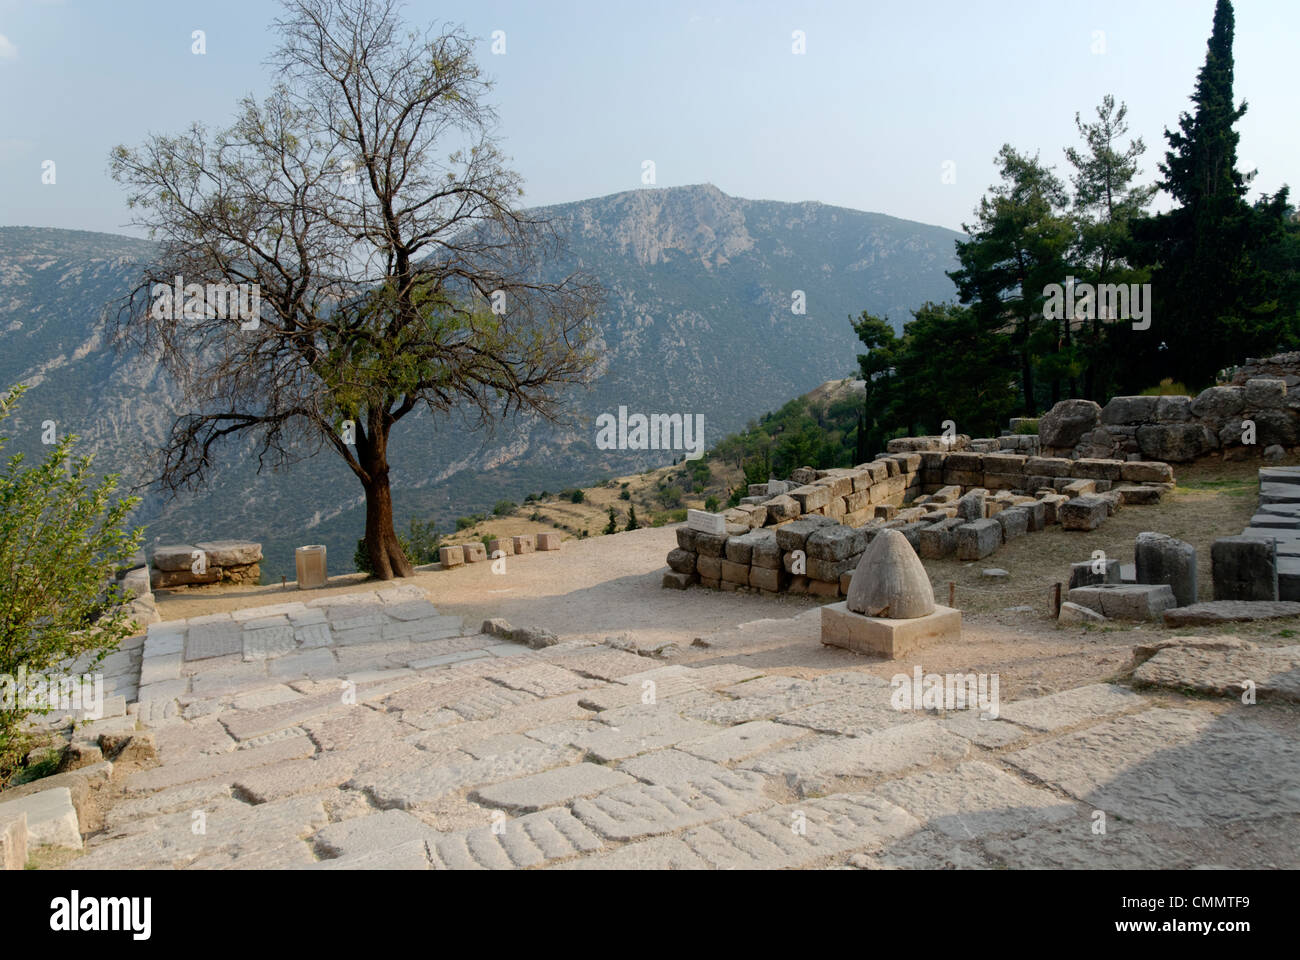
[361,460,414,580]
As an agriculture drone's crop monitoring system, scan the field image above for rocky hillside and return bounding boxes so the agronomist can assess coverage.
[0,186,962,579]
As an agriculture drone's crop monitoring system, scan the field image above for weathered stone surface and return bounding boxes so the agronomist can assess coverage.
[806,525,866,561]
[1058,601,1106,624]
[1163,600,1300,626]
[1039,399,1101,449]
[1120,461,1174,483]
[819,596,928,665]
[1212,536,1278,601]
[1132,643,1300,702]
[356,743,577,808]
[744,722,969,790]
[1067,583,1176,621]
[0,810,26,870]
[433,807,604,869]
[195,540,262,567]
[1069,559,1121,589]
[0,787,81,850]
[844,529,934,619]
[678,720,812,764]
[1136,422,1213,462]
[470,763,634,814]
[995,507,1029,542]
[765,495,801,523]
[875,761,1076,839]
[570,773,769,842]
[678,793,919,870]
[440,545,465,568]
[243,625,298,661]
[665,548,696,575]
[1059,496,1108,531]
[1245,377,1287,408]
[774,517,834,554]
[954,519,1001,560]
[687,509,726,535]
[998,684,1144,732]
[1003,708,1300,827]
[955,490,985,522]
[569,712,721,763]
[1190,385,1245,423]
[1134,532,1198,606]
[917,517,964,559]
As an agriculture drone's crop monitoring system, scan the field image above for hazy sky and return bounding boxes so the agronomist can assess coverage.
[1,0,1296,236]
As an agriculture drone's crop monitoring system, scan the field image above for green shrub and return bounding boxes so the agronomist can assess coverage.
[1139,378,1191,397]
[492,499,517,516]
[705,494,719,512]
[651,509,688,527]
[568,489,584,504]
[658,485,684,508]
[1013,418,1040,435]
[619,489,631,501]
[0,385,143,780]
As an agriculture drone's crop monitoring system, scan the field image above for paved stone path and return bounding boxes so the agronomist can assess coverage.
[63,587,1300,869]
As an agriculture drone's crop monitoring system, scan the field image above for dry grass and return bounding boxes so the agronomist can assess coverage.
[925,457,1297,636]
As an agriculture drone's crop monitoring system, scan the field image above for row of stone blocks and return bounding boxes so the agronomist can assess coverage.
[149,540,263,588]
[1212,465,1300,601]
[722,451,1171,539]
[665,484,1132,597]
[438,532,561,568]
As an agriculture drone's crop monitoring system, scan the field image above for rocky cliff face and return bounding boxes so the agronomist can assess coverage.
[0,187,963,578]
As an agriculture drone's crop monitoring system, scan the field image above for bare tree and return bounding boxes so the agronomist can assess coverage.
[109,0,602,579]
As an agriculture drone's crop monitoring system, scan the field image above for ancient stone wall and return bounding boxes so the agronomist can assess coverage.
[1040,373,1299,463]
[149,540,262,589]
[664,444,1174,601]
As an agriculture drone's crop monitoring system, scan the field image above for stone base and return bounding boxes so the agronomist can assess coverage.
[820,602,962,659]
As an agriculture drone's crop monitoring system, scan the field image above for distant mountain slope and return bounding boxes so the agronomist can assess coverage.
[0,186,961,578]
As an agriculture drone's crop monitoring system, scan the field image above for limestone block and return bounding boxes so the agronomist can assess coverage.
[536,532,562,551]
[955,520,1001,560]
[1211,536,1278,601]
[440,545,465,568]
[821,603,962,659]
[1059,497,1108,531]
[1069,559,1121,589]
[1067,584,1176,621]
[666,549,697,574]
[1134,532,1198,607]
[463,542,488,562]
[687,510,726,535]
[195,540,262,566]
[995,508,1029,542]
[1120,461,1174,483]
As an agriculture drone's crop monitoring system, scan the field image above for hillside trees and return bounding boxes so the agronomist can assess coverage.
[108,0,601,579]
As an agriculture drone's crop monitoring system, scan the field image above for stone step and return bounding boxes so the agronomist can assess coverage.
[1279,557,1300,602]
[1259,482,1300,504]
[0,788,81,851]
[1259,467,1300,487]
[1250,514,1300,529]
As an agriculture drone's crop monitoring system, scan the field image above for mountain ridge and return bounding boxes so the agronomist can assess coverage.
[0,184,963,578]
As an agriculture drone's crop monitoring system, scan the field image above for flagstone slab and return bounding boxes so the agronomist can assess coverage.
[678,793,921,870]
[569,773,772,842]
[569,712,722,763]
[124,733,316,794]
[433,807,605,869]
[1002,708,1300,827]
[354,744,580,809]
[469,763,635,814]
[996,683,1147,732]
[219,691,351,742]
[872,761,1080,840]
[679,720,814,763]
[743,722,970,789]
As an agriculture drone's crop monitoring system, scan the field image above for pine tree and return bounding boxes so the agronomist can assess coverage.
[603,506,619,535]
[1131,0,1288,387]
[949,145,1073,414]
[1064,95,1156,400]
[624,506,640,531]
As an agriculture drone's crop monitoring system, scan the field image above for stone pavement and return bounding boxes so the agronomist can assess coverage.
[60,587,1300,870]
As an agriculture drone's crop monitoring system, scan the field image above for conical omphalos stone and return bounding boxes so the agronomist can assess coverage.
[845,528,936,619]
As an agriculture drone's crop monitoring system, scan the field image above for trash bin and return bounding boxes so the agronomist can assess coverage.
[295,544,327,589]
